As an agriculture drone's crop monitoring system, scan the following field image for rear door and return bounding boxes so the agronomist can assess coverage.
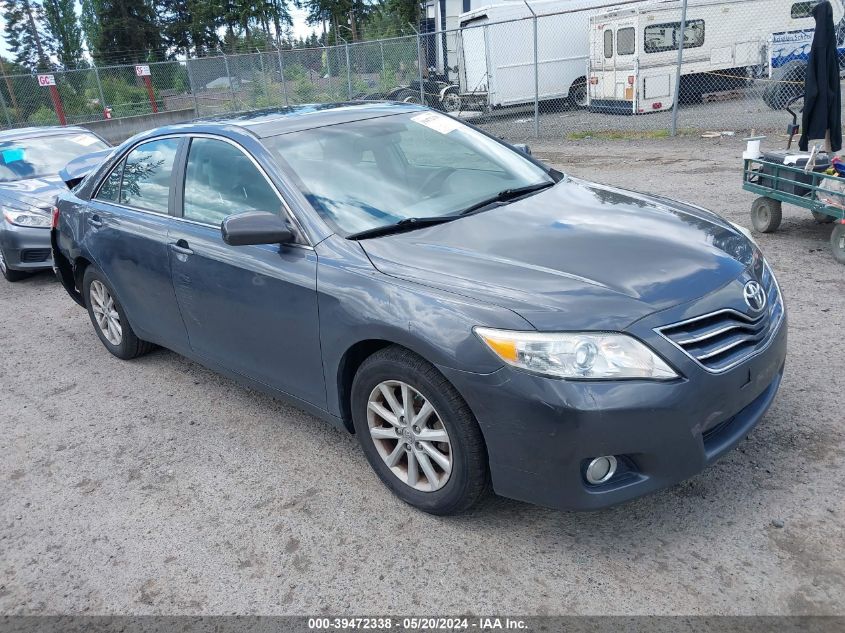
[83,137,189,348]
[166,135,326,408]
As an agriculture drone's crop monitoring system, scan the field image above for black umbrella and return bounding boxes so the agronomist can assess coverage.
[799,0,842,152]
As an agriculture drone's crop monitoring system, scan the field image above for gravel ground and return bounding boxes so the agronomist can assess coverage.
[1,136,843,617]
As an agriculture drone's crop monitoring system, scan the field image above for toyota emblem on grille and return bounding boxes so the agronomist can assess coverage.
[743,280,766,312]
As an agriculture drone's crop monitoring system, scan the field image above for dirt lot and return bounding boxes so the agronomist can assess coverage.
[1,136,843,616]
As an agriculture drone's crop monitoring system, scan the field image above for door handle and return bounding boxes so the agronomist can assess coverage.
[87,215,103,228]
[169,240,193,256]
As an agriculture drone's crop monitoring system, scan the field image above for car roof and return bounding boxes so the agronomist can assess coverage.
[190,102,426,138]
[0,125,98,142]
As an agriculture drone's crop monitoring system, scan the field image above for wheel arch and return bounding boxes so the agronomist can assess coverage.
[336,338,401,432]
[73,255,94,306]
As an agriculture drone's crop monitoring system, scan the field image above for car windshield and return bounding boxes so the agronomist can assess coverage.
[0,132,109,183]
[261,111,554,235]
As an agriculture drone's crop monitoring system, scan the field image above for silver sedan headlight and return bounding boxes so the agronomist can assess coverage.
[3,207,51,228]
[474,327,678,380]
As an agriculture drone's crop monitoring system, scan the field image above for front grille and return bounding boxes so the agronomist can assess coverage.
[656,264,783,373]
[21,249,51,263]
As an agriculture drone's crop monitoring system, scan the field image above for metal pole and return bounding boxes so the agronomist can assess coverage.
[670,0,688,136]
[0,87,10,127]
[325,45,334,98]
[221,51,238,111]
[341,38,352,99]
[277,47,289,106]
[380,40,385,79]
[185,59,200,115]
[408,23,425,104]
[257,48,271,105]
[93,63,106,111]
[524,0,539,138]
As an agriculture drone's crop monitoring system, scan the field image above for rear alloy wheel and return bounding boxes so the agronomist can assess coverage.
[751,197,782,233]
[0,247,28,282]
[83,266,153,360]
[351,346,489,515]
[831,223,845,265]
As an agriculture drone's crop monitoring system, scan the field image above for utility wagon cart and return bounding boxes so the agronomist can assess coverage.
[743,156,845,265]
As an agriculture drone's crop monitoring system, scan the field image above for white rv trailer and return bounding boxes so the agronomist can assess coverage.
[455,0,620,108]
[588,0,845,114]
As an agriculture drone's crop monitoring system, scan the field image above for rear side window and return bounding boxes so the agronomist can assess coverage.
[617,27,635,55]
[119,138,180,214]
[644,19,705,53]
[604,29,613,58]
[182,138,280,226]
[791,1,814,17]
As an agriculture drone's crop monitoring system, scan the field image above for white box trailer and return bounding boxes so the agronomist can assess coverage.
[455,0,619,108]
[588,0,845,114]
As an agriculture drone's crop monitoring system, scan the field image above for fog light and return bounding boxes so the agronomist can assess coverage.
[585,455,617,485]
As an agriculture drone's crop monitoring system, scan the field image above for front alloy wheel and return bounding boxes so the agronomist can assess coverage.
[351,346,489,515]
[367,380,453,492]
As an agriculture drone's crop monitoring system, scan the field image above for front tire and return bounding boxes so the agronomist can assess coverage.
[83,266,153,360]
[751,197,782,233]
[0,248,28,282]
[831,223,845,265]
[351,346,489,515]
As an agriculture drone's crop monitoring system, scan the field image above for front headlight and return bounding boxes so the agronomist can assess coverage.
[3,208,51,228]
[474,327,678,380]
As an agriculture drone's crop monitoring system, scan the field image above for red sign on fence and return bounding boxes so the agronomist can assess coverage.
[135,65,151,77]
[37,74,56,87]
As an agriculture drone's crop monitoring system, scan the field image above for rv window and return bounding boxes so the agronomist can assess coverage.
[790,1,814,18]
[604,29,613,58]
[617,27,635,55]
[644,19,705,53]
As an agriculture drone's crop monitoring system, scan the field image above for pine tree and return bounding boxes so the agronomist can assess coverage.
[2,0,53,70]
[42,0,85,69]
[92,0,162,64]
[79,0,101,57]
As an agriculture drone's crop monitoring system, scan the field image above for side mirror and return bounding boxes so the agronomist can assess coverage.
[221,211,294,246]
[512,143,532,156]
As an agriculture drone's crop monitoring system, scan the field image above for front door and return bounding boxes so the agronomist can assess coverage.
[167,136,326,409]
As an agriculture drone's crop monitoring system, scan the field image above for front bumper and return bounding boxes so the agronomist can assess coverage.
[439,313,787,511]
[0,221,53,271]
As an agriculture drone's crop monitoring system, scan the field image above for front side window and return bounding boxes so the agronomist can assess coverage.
[119,138,180,214]
[96,160,123,202]
[0,132,108,183]
[604,29,613,58]
[617,27,635,55]
[182,138,280,225]
[262,111,552,236]
[644,19,705,53]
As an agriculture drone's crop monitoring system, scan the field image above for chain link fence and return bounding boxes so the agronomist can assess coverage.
[0,0,841,144]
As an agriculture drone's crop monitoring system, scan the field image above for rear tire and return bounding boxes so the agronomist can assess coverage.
[831,223,845,265]
[351,346,489,515]
[0,248,28,282]
[751,197,782,233]
[763,61,805,110]
[569,80,589,108]
[82,266,153,360]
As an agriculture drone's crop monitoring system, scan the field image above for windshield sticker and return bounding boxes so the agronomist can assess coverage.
[72,134,101,147]
[411,112,461,135]
[1,148,25,163]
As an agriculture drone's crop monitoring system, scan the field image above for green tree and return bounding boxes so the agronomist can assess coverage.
[158,0,224,56]
[92,0,162,63]
[1,0,53,70]
[79,0,101,56]
[42,0,85,69]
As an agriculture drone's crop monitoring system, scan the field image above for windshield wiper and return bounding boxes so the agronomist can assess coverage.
[457,181,556,217]
[346,215,457,240]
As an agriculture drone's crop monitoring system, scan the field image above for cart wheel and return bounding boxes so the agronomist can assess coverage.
[812,210,835,224]
[831,223,845,265]
[751,197,783,233]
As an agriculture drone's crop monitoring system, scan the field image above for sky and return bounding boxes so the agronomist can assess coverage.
[0,2,318,62]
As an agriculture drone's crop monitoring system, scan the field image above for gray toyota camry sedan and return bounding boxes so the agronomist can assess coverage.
[52,103,786,515]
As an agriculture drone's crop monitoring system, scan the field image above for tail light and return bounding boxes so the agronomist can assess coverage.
[652,102,663,110]
[51,206,60,229]
[589,77,598,85]
[627,75,635,85]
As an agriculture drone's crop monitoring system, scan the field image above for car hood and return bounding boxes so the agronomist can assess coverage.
[0,175,68,211]
[360,178,755,330]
